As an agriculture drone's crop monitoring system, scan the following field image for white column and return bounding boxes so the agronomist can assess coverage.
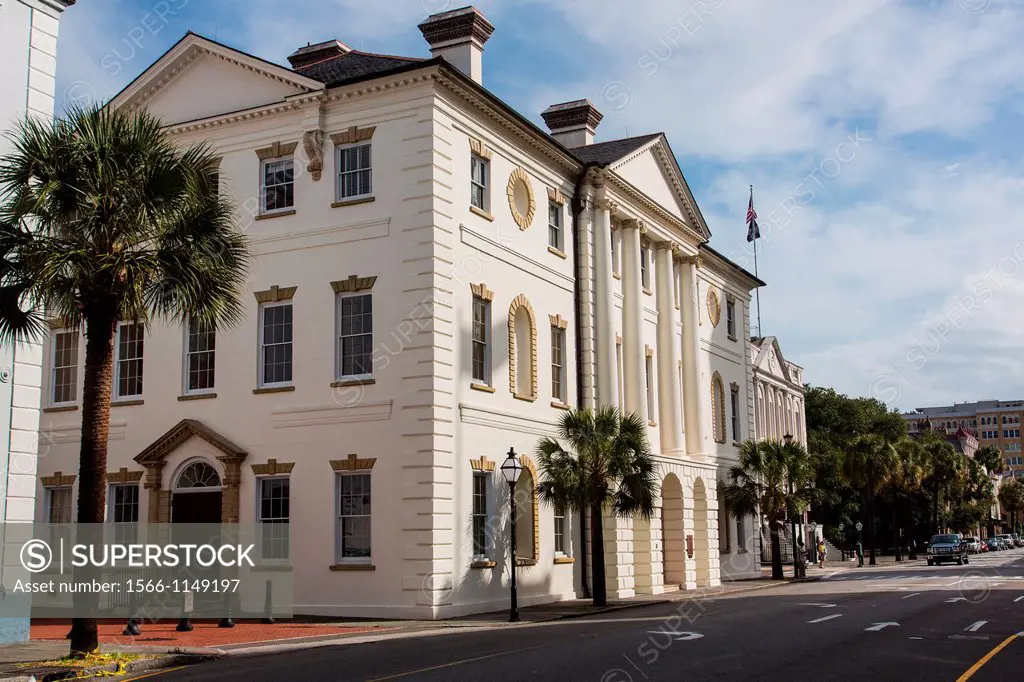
[680,256,706,455]
[594,197,619,408]
[621,220,647,420]
[655,242,683,452]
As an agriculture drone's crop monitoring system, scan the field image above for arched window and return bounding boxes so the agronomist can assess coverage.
[711,373,726,443]
[174,460,221,490]
[515,458,538,561]
[508,294,537,401]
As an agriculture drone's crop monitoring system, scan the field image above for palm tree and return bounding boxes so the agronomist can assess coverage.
[843,434,897,566]
[975,445,1003,477]
[882,438,926,561]
[535,407,658,607]
[0,105,249,656]
[723,439,815,580]
[998,478,1024,535]
[922,437,963,534]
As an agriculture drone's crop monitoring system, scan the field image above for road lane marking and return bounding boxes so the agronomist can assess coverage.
[365,643,551,682]
[646,629,704,641]
[1014,596,1024,603]
[956,633,1021,681]
[947,579,963,586]
[808,614,843,624]
[798,603,837,608]
[946,597,968,603]
[865,622,899,631]
[901,593,921,599]
[965,621,988,632]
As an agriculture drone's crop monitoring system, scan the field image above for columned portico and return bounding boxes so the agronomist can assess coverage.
[621,219,647,419]
[655,241,683,453]
[679,255,706,455]
[593,196,619,408]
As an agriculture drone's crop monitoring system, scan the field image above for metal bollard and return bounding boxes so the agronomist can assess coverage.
[261,580,275,625]
[176,591,194,632]
[122,618,141,636]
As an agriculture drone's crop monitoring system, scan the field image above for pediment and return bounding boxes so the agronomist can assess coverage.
[609,137,711,239]
[753,336,793,383]
[110,33,323,126]
[135,419,247,465]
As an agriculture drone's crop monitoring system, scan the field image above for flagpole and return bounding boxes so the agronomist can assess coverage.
[751,185,762,338]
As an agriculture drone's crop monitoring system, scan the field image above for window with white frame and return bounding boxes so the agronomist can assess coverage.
[645,353,655,422]
[470,154,489,211]
[336,143,372,200]
[51,330,78,405]
[554,506,568,556]
[640,243,650,289]
[726,297,737,339]
[736,514,747,552]
[548,202,563,251]
[46,486,72,524]
[259,302,293,387]
[184,319,216,394]
[337,293,373,380]
[258,477,290,561]
[336,473,371,562]
[109,483,139,544]
[472,472,488,560]
[730,385,741,442]
[472,296,491,385]
[115,323,144,398]
[551,325,566,403]
[260,157,294,214]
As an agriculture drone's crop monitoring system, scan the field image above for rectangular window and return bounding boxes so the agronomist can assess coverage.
[336,473,371,562]
[185,319,216,394]
[260,303,293,387]
[115,323,144,398]
[736,514,746,552]
[261,157,294,214]
[554,507,567,556]
[731,385,741,442]
[726,298,737,339]
[109,483,139,544]
[645,354,655,422]
[640,244,650,289]
[551,326,566,402]
[46,487,72,524]
[337,293,373,380]
[258,477,290,561]
[548,202,563,251]
[471,297,490,384]
[611,227,620,276]
[472,472,488,559]
[337,143,372,200]
[470,154,488,210]
[51,330,79,405]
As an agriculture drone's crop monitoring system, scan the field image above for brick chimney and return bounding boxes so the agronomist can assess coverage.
[541,100,604,148]
[418,6,494,85]
[287,39,351,69]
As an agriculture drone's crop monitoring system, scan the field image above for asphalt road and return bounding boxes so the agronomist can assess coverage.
[141,549,1024,681]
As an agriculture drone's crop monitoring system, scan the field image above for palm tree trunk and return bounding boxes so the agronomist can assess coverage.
[69,311,116,657]
[769,522,784,580]
[867,483,877,566]
[932,481,940,534]
[907,501,917,560]
[590,504,606,607]
[578,507,590,599]
[892,502,902,562]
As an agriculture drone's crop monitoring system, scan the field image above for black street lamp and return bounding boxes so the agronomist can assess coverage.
[500,448,524,623]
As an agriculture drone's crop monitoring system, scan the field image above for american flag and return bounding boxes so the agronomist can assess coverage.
[746,192,760,243]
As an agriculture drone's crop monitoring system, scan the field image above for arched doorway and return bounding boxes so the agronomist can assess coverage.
[661,474,685,588]
[693,477,712,586]
[171,459,223,523]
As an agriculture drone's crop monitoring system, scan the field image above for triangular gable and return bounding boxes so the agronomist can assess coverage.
[753,336,793,384]
[135,419,247,465]
[608,135,711,240]
[110,33,324,125]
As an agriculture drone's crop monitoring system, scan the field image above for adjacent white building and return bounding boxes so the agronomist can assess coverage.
[35,6,765,619]
[0,0,72,642]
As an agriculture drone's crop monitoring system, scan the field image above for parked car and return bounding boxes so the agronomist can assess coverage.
[927,534,969,566]
[996,534,1016,549]
[979,540,989,553]
[985,537,1003,551]
[1014,534,1024,548]
[962,537,982,554]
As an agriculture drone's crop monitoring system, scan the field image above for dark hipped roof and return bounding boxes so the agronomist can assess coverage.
[293,50,427,87]
[570,133,662,165]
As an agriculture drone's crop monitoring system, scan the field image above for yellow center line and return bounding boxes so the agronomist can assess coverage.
[956,632,1021,682]
[363,642,551,682]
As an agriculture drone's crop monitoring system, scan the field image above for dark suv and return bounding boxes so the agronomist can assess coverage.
[926,534,969,566]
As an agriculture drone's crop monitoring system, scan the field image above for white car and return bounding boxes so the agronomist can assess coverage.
[962,537,982,554]
[996,534,1016,549]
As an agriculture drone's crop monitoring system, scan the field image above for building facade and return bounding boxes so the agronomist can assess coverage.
[35,7,763,618]
[0,0,72,643]
[903,400,1024,478]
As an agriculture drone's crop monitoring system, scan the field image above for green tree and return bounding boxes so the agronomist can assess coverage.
[723,439,816,580]
[975,445,1003,476]
[843,434,898,565]
[882,438,927,560]
[919,432,964,535]
[998,478,1024,534]
[0,106,249,656]
[535,407,658,607]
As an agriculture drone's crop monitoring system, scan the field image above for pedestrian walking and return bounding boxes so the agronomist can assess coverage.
[817,538,827,568]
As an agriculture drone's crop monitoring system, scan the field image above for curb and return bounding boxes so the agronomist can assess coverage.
[0,652,219,681]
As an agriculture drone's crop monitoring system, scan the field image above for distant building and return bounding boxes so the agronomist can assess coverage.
[902,400,1023,475]
[0,0,73,643]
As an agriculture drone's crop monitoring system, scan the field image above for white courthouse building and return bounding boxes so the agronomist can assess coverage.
[36,7,766,618]
[0,0,72,642]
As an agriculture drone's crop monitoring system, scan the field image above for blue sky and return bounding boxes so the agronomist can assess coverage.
[54,0,1024,412]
